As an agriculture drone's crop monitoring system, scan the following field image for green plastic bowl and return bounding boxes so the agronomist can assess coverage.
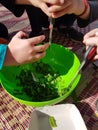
[0,43,81,107]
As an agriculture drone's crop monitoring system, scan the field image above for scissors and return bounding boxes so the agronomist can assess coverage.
[67,46,97,91]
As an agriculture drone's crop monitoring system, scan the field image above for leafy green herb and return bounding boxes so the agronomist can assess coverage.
[15,61,64,102]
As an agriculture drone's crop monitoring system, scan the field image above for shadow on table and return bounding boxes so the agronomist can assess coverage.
[68,65,98,102]
[58,100,98,130]
[75,101,98,130]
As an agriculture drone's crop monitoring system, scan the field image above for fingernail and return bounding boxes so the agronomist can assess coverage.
[95,32,98,36]
[60,0,65,4]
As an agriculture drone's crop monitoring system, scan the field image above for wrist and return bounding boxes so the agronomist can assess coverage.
[77,0,88,17]
[15,0,31,5]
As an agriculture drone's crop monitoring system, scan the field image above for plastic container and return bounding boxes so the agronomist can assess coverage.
[0,44,81,107]
[28,104,87,130]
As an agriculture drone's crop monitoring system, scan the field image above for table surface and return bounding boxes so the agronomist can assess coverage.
[0,4,98,130]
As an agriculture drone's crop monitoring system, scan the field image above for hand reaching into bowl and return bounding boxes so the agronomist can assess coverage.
[3,31,49,66]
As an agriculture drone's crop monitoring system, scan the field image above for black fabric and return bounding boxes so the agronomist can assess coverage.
[0,23,8,39]
[55,14,76,27]
[26,6,76,36]
[26,5,49,35]
[0,0,24,17]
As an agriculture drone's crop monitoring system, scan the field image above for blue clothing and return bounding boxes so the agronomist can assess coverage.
[0,44,7,69]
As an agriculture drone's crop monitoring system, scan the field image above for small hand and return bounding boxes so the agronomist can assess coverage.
[4,31,49,66]
[48,0,87,18]
[83,28,98,60]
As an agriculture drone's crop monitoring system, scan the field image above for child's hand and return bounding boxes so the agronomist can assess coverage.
[4,31,49,66]
[48,0,88,18]
[83,28,98,60]
[24,0,64,17]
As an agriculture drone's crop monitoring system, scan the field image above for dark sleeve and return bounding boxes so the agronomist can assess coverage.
[0,0,25,17]
[77,1,98,28]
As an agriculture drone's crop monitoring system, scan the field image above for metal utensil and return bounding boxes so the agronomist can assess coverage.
[67,46,97,91]
[95,99,98,117]
[49,17,55,46]
[96,99,98,112]
[31,72,39,82]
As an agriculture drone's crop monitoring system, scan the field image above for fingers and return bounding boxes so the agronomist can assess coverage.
[33,51,46,62]
[83,29,98,60]
[94,54,98,60]
[93,46,98,60]
[42,0,64,5]
[83,37,98,46]
[48,5,65,17]
[27,35,45,45]
[25,43,49,63]
[52,9,66,18]
[14,32,45,45]
[33,42,49,53]
[30,42,49,62]
[40,0,65,17]
[48,1,71,18]
[83,29,98,47]
[83,29,98,46]
[14,31,29,39]
[40,3,52,16]
[8,32,49,65]
[83,29,98,41]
